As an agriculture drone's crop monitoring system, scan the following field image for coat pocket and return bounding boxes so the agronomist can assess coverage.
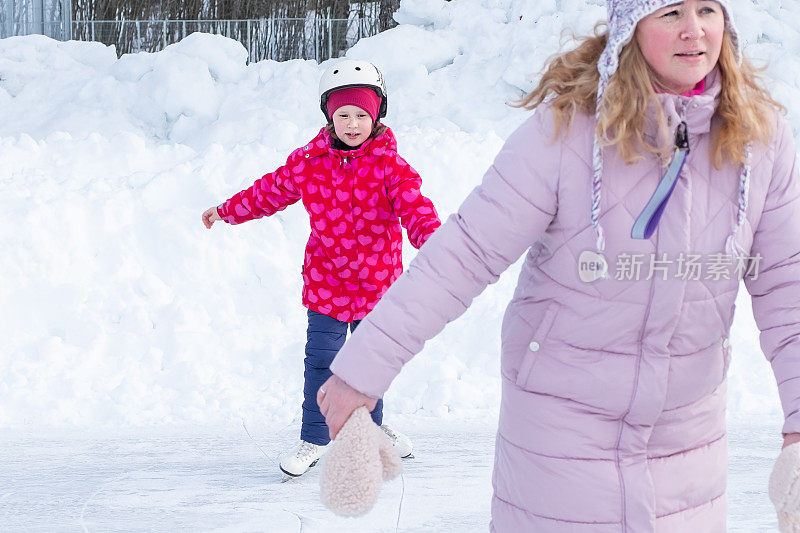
[515,301,560,389]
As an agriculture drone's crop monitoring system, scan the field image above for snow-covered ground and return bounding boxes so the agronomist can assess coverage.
[2,0,800,530]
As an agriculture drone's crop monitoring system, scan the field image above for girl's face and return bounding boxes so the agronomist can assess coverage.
[636,0,725,94]
[331,105,374,147]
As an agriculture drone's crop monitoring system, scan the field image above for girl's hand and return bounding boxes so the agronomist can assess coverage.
[318,374,378,440]
[202,206,222,228]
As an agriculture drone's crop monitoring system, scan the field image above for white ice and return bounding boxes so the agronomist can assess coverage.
[0,417,784,531]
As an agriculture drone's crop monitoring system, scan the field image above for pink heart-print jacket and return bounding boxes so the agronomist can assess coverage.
[218,126,441,322]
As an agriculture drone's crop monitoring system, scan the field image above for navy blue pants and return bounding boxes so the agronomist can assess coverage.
[301,309,384,445]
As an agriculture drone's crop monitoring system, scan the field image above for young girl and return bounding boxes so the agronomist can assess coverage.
[319,1,800,530]
[202,60,441,478]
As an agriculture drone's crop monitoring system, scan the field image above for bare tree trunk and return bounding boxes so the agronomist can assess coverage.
[378,0,399,31]
[328,0,347,58]
[71,0,398,61]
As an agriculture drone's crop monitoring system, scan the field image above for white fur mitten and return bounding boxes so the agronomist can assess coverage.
[320,406,402,517]
[770,442,800,532]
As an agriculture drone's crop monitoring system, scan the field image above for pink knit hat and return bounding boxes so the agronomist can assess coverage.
[326,87,382,123]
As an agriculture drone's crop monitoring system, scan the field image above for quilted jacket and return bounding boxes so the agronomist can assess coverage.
[218,127,440,322]
[330,70,800,530]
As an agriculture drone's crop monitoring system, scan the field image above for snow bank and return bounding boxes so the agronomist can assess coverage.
[1,0,799,429]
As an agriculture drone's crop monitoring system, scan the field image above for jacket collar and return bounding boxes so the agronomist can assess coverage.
[644,68,722,145]
[301,126,397,160]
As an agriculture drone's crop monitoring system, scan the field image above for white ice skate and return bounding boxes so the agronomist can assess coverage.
[380,424,414,458]
[280,440,327,480]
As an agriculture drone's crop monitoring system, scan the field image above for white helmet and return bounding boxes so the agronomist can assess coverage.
[319,59,387,121]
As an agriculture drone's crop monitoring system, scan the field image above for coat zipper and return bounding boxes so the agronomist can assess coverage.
[630,120,690,240]
[674,121,689,154]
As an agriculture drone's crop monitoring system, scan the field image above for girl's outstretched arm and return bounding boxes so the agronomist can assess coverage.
[216,148,306,226]
[385,156,441,248]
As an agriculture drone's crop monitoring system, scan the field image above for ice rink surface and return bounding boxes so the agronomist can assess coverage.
[0,417,781,532]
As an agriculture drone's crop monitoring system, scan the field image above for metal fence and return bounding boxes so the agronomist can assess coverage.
[1,0,72,40]
[72,16,379,62]
[2,15,380,62]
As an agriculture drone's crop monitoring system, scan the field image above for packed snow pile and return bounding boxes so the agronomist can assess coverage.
[2,0,799,429]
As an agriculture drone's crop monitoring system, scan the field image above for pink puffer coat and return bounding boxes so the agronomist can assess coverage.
[330,71,800,530]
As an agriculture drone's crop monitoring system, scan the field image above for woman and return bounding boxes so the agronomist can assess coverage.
[319,0,800,530]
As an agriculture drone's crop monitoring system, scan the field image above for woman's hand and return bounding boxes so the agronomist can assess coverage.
[783,433,800,449]
[202,206,222,229]
[318,374,378,440]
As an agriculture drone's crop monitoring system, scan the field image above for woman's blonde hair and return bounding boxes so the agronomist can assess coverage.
[517,24,784,168]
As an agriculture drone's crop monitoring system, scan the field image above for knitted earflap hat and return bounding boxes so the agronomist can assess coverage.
[591,0,744,254]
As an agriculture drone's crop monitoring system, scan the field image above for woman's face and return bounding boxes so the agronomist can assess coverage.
[636,0,725,94]
[331,105,374,147]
